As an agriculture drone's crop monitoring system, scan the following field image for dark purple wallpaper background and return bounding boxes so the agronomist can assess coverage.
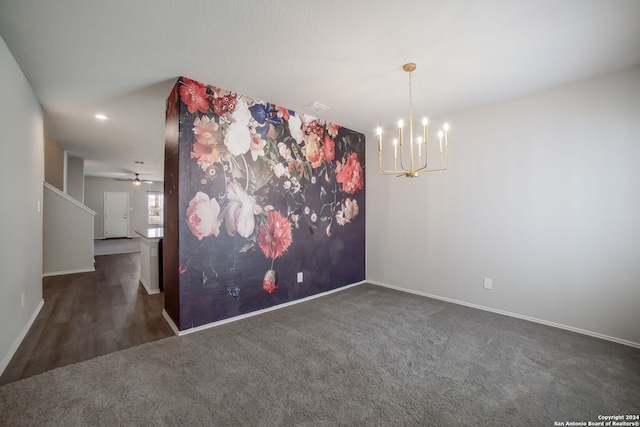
[171,77,365,329]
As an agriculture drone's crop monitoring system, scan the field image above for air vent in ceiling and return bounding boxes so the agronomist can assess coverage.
[302,101,331,114]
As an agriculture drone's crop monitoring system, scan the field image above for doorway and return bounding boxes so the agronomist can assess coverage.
[104,191,129,238]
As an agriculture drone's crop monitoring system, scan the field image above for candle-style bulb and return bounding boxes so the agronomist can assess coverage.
[422,117,428,126]
[398,120,404,128]
[443,123,450,132]
[393,139,398,146]
[438,131,444,138]
[417,137,423,144]
[376,127,382,136]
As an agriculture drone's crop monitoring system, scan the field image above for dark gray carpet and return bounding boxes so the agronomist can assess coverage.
[1,284,638,426]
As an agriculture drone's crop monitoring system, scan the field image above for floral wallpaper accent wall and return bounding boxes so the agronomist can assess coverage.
[165,77,365,330]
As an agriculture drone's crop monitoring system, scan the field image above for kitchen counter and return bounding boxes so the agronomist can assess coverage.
[135,228,163,294]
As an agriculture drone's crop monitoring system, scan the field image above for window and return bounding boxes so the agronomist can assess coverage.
[148,193,163,225]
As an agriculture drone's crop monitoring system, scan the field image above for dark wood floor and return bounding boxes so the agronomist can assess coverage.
[0,252,174,385]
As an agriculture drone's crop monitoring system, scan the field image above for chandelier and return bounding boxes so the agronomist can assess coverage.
[377,63,450,177]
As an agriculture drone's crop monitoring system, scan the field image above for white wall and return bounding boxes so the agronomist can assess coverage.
[367,65,640,346]
[84,176,163,239]
[44,139,65,191]
[43,183,96,276]
[0,36,45,374]
[66,156,84,203]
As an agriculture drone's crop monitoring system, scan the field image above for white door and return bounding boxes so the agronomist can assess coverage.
[104,192,129,238]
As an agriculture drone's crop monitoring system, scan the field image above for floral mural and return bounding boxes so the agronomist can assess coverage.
[167,77,365,329]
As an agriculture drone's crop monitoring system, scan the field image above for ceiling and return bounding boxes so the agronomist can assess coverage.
[1,0,639,182]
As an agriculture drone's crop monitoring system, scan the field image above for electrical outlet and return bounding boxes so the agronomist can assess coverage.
[297,272,303,283]
[483,278,493,290]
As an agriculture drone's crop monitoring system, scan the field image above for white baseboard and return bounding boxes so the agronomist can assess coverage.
[162,309,179,336]
[0,298,45,377]
[368,280,640,349]
[175,280,366,337]
[42,267,95,277]
[139,278,160,295]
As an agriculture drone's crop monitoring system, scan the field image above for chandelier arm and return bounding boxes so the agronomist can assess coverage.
[419,138,429,171]
[416,144,449,173]
[378,151,405,175]
[398,146,410,173]
[397,125,410,173]
[416,161,448,173]
[445,144,450,168]
[416,168,446,174]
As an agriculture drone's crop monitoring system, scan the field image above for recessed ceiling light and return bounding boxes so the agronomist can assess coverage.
[94,114,108,120]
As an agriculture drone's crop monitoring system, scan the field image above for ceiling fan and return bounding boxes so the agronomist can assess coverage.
[114,173,155,186]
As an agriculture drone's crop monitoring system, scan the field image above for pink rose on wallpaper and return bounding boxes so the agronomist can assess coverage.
[220,182,263,238]
[322,135,335,162]
[186,191,222,240]
[257,210,293,260]
[304,133,324,168]
[336,153,364,195]
[191,116,223,167]
[180,78,210,114]
[262,269,277,294]
[193,116,220,146]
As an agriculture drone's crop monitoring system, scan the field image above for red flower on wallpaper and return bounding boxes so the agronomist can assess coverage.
[262,269,277,294]
[213,91,238,116]
[274,105,290,121]
[322,135,335,162]
[180,78,210,114]
[305,119,325,139]
[191,140,220,166]
[326,122,341,138]
[257,210,293,260]
[336,153,364,195]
